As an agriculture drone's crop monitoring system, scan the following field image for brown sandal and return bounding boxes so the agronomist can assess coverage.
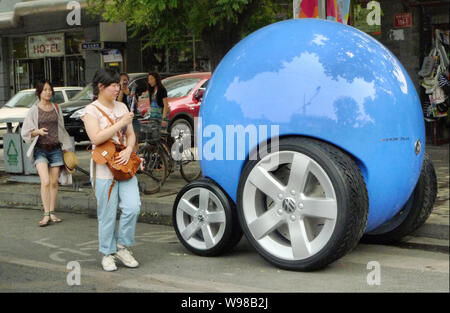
[39,212,51,227]
[49,211,62,223]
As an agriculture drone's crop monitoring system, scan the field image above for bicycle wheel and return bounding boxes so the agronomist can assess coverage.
[160,136,175,174]
[179,146,202,182]
[136,144,169,194]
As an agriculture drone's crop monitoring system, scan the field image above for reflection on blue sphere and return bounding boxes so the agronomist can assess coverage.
[199,19,425,231]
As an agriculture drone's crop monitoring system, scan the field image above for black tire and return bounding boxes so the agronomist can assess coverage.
[136,144,169,194]
[173,178,243,256]
[361,154,437,244]
[179,149,202,183]
[237,137,369,271]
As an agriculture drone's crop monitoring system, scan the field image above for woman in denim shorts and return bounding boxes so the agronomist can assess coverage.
[21,80,73,227]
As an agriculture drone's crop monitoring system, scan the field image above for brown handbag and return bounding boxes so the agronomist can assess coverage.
[89,104,141,200]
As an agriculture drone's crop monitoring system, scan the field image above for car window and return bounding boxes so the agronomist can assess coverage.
[65,90,81,100]
[163,78,201,98]
[132,78,148,97]
[52,91,65,104]
[5,91,38,108]
[200,80,209,90]
[71,84,93,101]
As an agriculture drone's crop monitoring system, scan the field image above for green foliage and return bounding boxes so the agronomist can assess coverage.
[87,0,289,49]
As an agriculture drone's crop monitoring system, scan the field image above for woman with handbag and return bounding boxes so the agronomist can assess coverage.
[81,68,141,272]
[21,80,74,227]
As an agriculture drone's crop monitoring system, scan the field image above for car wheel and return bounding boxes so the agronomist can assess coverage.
[237,137,369,271]
[173,178,243,256]
[170,118,193,147]
[361,154,437,244]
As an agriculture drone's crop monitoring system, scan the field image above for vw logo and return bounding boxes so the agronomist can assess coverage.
[282,198,296,213]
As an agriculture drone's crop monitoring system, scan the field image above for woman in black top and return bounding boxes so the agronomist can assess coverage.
[147,72,169,127]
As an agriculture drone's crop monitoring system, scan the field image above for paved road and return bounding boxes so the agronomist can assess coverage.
[0,208,448,292]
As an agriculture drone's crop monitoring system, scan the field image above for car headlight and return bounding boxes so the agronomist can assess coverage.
[70,108,85,119]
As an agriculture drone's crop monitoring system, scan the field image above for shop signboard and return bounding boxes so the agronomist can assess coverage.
[81,42,102,50]
[28,33,65,58]
[394,13,413,28]
[102,49,123,63]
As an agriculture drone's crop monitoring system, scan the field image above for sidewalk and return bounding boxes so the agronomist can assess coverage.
[0,143,448,245]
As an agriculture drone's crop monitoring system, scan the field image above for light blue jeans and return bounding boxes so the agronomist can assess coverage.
[93,176,141,255]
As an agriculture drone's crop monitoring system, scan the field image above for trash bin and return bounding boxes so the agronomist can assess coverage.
[0,118,39,183]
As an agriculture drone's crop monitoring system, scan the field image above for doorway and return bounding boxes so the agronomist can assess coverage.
[14,57,65,92]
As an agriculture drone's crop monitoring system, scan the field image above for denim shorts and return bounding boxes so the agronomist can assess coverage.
[33,147,64,167]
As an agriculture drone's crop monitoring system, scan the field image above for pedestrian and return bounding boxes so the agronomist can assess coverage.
[147,72,169,127]
[21,80,74,227]
[81,68,141,272]
[117,72,141,151]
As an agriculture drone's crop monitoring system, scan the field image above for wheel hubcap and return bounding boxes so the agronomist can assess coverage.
[177,187,226,250]
[242,151,338,261]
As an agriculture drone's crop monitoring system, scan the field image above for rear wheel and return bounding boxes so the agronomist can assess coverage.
[361,154,437,244]
[237,137,368,271]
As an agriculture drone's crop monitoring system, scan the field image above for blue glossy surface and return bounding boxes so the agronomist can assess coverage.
[198,19,425,232]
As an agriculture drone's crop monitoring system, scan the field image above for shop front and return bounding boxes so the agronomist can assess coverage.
[10,31,86,92]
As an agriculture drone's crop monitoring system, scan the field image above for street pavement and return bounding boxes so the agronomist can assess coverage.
[0,142,448,292]
[0,208,448,292]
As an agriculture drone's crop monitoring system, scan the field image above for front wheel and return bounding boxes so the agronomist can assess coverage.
[237,137,369,271]
[173,178,243,256]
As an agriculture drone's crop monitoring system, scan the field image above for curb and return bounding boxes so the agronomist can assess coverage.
[0,190,174,226]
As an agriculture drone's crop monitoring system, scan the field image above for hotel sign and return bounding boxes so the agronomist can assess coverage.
[28,33,65,58]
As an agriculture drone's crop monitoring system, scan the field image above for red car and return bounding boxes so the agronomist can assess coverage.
[138,72,211,136]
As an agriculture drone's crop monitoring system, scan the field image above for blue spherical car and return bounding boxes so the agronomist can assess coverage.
[172,19,437,271]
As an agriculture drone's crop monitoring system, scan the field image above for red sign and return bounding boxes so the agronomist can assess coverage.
[394,13,413,28]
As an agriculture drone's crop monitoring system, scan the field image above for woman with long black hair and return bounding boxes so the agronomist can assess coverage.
[147,72,169,127]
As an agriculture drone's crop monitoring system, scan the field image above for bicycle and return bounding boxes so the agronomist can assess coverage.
[168,128,202,183]
[135,117,169,194]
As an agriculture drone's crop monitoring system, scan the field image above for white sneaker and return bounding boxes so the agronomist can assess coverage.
[114,248,139,268]
[102,255,118,272]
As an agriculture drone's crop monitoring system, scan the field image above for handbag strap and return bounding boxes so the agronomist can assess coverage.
[92,104,125,146]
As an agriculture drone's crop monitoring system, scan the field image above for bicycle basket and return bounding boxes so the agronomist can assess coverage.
[141,118,161,142]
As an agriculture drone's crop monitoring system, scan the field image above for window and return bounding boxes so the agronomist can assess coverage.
[71,84,93,101]
[65,90,81,100]
[163,77,201,98]
[5,91,38,108]
[131,78,148,97]
[65,32,84,55]
[11,37,27,59]
[52,91,65,104]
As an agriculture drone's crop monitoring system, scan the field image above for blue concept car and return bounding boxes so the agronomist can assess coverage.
[172,19,438,271]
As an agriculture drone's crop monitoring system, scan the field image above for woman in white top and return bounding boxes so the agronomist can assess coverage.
[81,68,141,272]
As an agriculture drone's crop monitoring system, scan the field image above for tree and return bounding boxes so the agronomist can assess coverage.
[87,0,291,70]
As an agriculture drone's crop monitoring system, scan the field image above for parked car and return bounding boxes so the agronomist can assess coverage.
[138,72,211,138]
[172,19,438,271]
[66,72,211,142]
[62,73,149,142]
[0,87,83,142]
